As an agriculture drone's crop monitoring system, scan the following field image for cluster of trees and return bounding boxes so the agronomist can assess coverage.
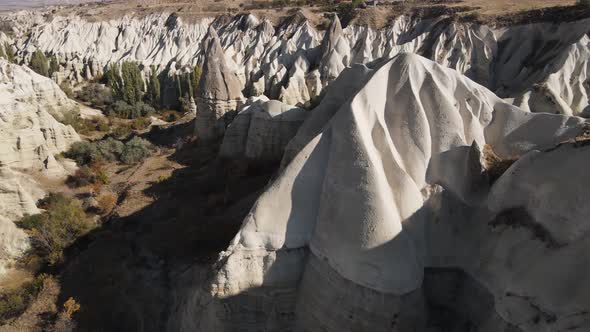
[0,42,15,63]
[104,60,202,117]
[16,193,95,266]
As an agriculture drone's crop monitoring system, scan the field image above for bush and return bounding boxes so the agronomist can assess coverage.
[120,137,153,164]
[96,192,117,214]
[16,194,94,265]
[108,101,154,119]
[65,136,153,166]
[65,162,109,189]
[59,82,74,98]
[0,274,48,323]
[76,83,113,108]
[65,141,99,165]
[131,117,151,131]
[96,137,124,162]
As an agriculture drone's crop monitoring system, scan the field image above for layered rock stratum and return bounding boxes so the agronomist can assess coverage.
[0,59,80,273]
[172,54,590,332]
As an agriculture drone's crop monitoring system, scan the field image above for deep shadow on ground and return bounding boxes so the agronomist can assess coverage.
[56,121,279,332]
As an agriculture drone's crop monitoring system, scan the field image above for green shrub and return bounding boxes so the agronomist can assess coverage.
[120,137,153,164]
[76,83,113,108]
[96,137,124,161]
[131,117,151,131]
[64,141,99,165]
[16,194,94,265]
[108,101,154,119]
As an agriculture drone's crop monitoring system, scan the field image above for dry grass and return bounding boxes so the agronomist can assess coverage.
[481,144,518,183]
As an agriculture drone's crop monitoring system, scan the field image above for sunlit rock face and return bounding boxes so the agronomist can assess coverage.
[0,59,80,273]
[219,96,307,163]
[171,54,590,332]
[8,9,590,115]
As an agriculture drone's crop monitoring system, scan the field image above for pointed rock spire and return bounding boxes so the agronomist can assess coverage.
[195,26,243,140]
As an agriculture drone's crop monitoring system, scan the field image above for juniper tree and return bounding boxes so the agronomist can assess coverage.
[120,61,144,105]
[145,66,161,108]
[49,55,59,77]
[3,42,15,63]
[30,50,49,77]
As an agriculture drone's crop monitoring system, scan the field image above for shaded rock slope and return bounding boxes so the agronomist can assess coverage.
[172,53,590,332]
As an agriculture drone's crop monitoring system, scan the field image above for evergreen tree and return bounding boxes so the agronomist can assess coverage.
[30,50,49,77]
[120,61,144,105]
[49,55,59,77]
[3,42,15,63]
[105,63,124,101]
[145,66,161,108]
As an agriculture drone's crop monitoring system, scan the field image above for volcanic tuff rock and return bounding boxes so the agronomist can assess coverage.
[173,54,590,332]
[7,10,590,115]
[0,59,80,273]
[195,27,244,140]
[219,96,307,162]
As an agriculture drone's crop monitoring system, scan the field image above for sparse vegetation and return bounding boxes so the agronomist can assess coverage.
[96,192,117,214]
[59,111,111,136]
[0,274,49,323]
[16,193,95,266]
[59,81,74,98]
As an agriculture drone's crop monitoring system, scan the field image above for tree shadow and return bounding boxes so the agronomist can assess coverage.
[56,125,279,332]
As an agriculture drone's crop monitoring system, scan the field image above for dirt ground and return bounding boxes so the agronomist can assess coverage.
[30,0,583,28]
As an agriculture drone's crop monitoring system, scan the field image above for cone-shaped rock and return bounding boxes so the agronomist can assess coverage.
[195,26,243,140]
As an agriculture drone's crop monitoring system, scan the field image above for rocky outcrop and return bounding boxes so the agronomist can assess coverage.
[173,54,590,331]
[195,27,243,140]
[7,10,590,115]
[219,96,307,162]
[0,59,80,273]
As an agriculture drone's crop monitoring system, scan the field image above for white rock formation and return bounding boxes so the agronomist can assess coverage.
[219,96,307,162]
[8,10,590,115]
[173,54,590,331]
[195,27,244,140]
[0,59,80,273]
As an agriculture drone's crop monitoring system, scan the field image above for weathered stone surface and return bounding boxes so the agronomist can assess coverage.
[175,54,590,332]
[0,59,80,273]
[219,96,307,162]
[195,27,243,140]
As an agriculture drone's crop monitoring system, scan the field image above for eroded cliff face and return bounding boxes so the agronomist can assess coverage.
[2,7,590,331]
[0,59,80,273]
[172,54,590,332]
[4,10,590,115]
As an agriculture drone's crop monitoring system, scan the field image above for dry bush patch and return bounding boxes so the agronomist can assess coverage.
[481,144,518,183]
